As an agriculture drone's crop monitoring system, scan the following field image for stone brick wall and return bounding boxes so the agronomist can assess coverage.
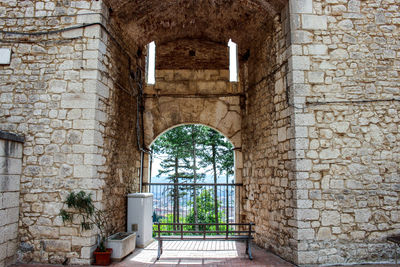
[144,69,242,147]
[0,0,399,266]
[289,0,400,264]
[296,103,400,264]
[143,68,243,186]
[0,131,23,267]
[241,5,296,263]
[0,0,142,264]
[96,17,142,235]
[156,39,229,70]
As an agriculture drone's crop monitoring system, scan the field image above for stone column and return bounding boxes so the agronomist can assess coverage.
[0,131,24,266]
[288,0,327,265]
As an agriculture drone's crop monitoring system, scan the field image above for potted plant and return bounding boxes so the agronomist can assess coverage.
[60,191,113,265]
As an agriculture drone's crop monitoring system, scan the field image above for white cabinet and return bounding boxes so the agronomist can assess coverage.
[127,193,153,247]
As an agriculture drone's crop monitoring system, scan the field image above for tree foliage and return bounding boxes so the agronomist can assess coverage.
[151,124,234,226]
[199,128,234,179]
[186,189,225,228]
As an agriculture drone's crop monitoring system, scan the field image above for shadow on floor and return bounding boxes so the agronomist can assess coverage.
[12,240,400,267]
[110,240,294,266]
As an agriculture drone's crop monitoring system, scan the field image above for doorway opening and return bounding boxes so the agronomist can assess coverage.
[145,124,241,233]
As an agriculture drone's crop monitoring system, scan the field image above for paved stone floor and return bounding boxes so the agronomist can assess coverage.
[13,240,399,267]
[113,240,294,266]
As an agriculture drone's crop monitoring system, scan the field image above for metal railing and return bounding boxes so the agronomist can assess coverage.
[154,222,255,260]
[154,222,254,238]
[143,183,242,227]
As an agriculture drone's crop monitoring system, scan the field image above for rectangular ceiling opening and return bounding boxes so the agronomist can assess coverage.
[146,41,156,85]
[228,39,238,82]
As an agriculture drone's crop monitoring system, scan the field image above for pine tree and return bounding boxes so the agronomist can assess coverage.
[151,125,207,226]
[151,125,233,230]
[151,126,193,225]
[198,127,234,227]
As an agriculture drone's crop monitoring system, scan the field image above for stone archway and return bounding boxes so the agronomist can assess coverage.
[142,68,244,186]
[0,0,293,265]
[144,96,242,149]
[1,0,399,265]
[147,123,241,227]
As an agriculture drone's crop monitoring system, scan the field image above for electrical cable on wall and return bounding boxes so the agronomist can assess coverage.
[0,12,105,20]
[129,67,152,193]
[0,15,142,72]
[0,22,103,36]
[1,12,151,192]
[144,93,245,98]
[306,98,400,105]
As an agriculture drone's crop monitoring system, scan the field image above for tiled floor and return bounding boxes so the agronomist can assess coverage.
[12,240,399,267]
[114,240,294,266]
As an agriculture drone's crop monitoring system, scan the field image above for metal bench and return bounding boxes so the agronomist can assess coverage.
[154,222,255,260]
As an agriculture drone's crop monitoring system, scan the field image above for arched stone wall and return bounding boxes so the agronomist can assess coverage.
[142,69,244,187]
[144,96,242,149]
[1,0,398,265]
[145,121,243,222]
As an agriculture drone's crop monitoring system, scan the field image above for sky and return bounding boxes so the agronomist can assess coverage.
[149,154,234,184]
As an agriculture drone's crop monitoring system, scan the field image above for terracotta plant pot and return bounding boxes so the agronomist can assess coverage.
[93,248,113,266]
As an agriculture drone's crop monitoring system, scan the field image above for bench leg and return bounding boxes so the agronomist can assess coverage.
[246,239,253,260]
[157,240,163,260]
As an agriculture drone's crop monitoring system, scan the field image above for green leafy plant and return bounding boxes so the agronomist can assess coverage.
[60,191,111,252]
[186,188,226,233]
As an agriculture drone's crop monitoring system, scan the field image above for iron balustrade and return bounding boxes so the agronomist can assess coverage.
[143,182,242,228]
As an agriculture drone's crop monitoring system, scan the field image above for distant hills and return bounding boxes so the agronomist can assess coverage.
[150,174,234,184]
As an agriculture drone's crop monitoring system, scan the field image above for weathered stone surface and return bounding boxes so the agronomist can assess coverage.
[0,1,137,264]
[43,240,71,252]
[144,69,242,149]
[355,209,372,223]
[298,228,315,240]
[297,209,320,221]
[317,227,332,240]
[319,149,339,159]
[241,11,295,263]
[292,0,400,264]
[301,15,327,30]
[308,45,328,55]
[290,56,310,70]
[290,0,312,14]
[0,139,21,266]
[321,211,340,226]
[0,0,399,266]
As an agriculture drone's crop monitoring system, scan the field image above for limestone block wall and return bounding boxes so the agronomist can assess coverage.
[144,69,242,148]
[0,131,24,267]
[288,0,400,264]
[143,68,243,196]
[96,16,142,234]
[0,0,141,264]
[241,5,296,263]
[156,39,229,70]
[0,0,398,266]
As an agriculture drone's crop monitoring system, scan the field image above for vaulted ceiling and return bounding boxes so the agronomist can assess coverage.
[104,0,287,52]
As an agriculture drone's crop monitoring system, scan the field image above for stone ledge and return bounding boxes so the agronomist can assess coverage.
[0,131,24,143]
